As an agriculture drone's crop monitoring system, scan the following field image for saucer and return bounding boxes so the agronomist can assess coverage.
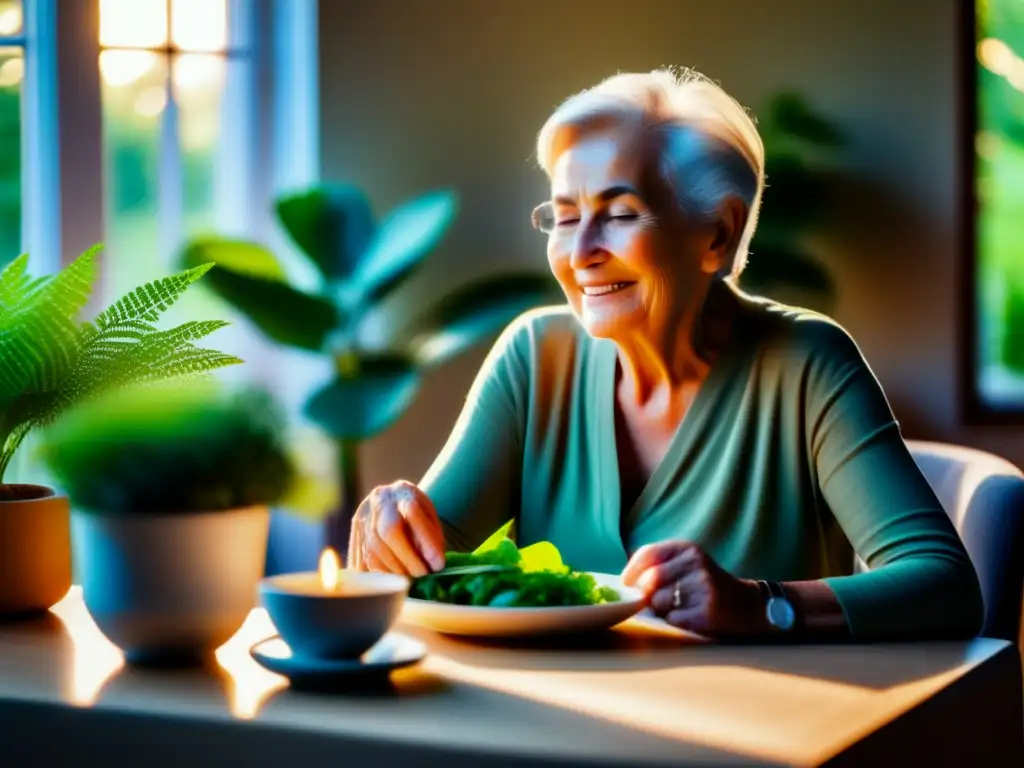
[249,631,427,689]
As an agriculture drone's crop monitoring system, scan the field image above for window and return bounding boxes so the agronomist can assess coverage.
[0,0,23,268]
[5,0,320,488]
[966,0,1024,420]
[97,0,263,376]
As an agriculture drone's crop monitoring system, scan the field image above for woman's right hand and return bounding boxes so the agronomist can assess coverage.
[348,480,447,577]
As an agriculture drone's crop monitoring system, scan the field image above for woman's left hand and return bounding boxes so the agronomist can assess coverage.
[621,540,767,637]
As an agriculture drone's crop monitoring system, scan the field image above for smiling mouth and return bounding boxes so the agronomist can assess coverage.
[580,282,635,297]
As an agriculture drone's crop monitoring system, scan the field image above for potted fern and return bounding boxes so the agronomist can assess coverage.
[0,245,240,618]
[181,185,563,551]
[39,381,300,666]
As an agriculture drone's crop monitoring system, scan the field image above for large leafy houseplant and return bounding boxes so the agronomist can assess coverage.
[741,91,846,309]
[181,186,562,547]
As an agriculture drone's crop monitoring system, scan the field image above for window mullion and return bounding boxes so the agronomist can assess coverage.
[49,0,103,278]
[158,58,183,273]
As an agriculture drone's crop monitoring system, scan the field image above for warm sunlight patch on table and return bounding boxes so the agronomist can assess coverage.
[213,607,287,719]
[421,643,972,766]
[51,587,285,718]
[49,587,124,706]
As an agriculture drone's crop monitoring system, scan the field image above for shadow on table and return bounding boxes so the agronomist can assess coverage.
[91,643,453,716]
[401,617,1016,691]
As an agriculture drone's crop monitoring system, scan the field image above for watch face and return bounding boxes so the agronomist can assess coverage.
[767,597,795,630]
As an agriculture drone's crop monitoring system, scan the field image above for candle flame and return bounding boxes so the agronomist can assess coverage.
[319,547,341,591]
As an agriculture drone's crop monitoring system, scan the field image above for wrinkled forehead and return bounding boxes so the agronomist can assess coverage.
[548,124,665,203]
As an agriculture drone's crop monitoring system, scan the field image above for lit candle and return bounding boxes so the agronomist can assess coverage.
[260,547,357,595]
[258,547,411,660]
[319,547,341,591]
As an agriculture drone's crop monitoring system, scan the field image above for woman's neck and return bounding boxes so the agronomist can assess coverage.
[614,277,738,409]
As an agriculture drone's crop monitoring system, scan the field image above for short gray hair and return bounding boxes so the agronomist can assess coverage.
[536,67,765,278]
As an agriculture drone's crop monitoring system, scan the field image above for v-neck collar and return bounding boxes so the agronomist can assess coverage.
[592,279,754,558]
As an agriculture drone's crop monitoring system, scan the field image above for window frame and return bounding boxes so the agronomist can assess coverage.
[35,0,319,276]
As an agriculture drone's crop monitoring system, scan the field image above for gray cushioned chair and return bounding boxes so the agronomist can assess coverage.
[855,440,1024,644]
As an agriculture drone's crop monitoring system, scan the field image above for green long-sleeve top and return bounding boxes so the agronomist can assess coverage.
[420,283,984,640]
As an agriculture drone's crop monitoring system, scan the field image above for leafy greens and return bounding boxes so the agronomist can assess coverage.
[409,520,621,608]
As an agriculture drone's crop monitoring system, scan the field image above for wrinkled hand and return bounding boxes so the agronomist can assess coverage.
[622,541,765,637]
[348,480,446,577]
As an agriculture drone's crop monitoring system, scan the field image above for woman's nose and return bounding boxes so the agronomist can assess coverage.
[568,223,609,270]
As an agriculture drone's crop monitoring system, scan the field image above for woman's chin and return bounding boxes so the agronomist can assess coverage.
[577,308,643,339]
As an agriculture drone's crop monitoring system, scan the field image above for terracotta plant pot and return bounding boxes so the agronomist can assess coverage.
[0,484,73,617]
[72,505,271,666]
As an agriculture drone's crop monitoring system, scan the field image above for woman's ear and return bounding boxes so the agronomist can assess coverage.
[702,196,746,274]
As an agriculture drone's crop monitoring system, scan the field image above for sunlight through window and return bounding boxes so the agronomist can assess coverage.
[172,0,227,53]
[99,0,167,49]
[98,49,158,88]
[97,0,243,303]
[0,0,21,37]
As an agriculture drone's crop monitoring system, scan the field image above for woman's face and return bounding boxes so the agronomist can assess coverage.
[540,128,722,342]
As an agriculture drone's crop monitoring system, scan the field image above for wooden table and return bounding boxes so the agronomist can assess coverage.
[0,587,1020,767]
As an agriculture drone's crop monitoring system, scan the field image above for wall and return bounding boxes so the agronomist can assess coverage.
[317,0,1022,490]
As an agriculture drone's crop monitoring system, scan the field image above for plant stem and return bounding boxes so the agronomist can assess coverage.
[326,438,361,557]
[0,428,23,485]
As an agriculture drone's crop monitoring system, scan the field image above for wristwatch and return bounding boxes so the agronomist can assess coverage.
[757,580,796,632]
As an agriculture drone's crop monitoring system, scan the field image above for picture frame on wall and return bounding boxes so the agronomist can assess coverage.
[962,0,1024,423]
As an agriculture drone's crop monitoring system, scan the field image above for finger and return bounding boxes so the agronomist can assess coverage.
[637,547,703,594]
[650,569,709,614]
[377,489,431,577]
[396,487,445,572]
[367,492,409,575]
[624,542,698,587]
[349,522,364,570]
[364,549,389,572]
[348,498,371,570]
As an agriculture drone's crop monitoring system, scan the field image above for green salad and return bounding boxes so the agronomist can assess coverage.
[410,521,621,608]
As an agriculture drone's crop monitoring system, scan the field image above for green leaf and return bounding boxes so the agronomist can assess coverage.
[473,519,515,554]
[181,238,340,350]
[303,352,421,440]
[403,273,563,368]
[180,238,286,281]
[755,152,830,243]
[350,189,457,304]
[0,253,30,311]
[0,245,99,396]
[432,564,520,577]
[518,541,567,573]
[188,264,340,352]
[740,245,834,297]
[763,92,845,148]
[93,262,216,331]
[275,185,376,281]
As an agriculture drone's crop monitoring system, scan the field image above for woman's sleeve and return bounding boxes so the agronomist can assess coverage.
[418,317,531,554]
[804,321,984,640]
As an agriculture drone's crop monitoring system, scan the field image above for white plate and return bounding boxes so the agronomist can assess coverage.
[400,571,645,637]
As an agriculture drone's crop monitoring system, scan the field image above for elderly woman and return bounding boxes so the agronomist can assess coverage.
[348,68,983,641]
